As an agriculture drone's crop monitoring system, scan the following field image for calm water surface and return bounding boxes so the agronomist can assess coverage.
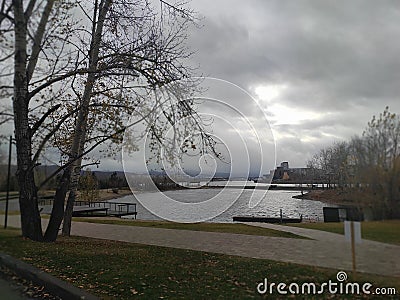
[0,183,335,223]
[114,184,335,222]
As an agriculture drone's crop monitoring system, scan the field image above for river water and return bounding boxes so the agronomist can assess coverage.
[113,184,335,223]
[0,182,335,223]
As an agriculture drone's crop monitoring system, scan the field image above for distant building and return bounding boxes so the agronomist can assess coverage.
[268,161,322,182]
[257,161,326,183]
[281,161,289,170]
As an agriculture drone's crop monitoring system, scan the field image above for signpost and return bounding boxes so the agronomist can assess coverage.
[344,221,362,274]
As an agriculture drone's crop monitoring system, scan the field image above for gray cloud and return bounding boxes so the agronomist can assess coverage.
[100,0,400,172]
[184,0,400,168]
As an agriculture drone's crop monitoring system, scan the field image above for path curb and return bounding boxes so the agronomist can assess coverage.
[0,252,99,300]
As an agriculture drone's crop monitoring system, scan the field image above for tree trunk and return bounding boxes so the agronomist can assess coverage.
[43,167,72,241]
[61,158,82,236]
[61,188,76,236]
[44,0,112,241]
[12,0,43,241]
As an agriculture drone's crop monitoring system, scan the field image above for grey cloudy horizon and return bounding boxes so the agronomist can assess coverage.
[180,0,400,169]
[14,0,399,173]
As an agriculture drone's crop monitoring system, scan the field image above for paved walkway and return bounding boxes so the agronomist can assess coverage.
[1,215,399,277]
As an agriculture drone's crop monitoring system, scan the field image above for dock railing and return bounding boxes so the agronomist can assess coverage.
[76,200,137,217]
[38,198,137,218]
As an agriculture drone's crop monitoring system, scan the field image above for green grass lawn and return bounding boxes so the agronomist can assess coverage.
[0,228,398,299]
[289,220,400,245]
[72,218,306,239]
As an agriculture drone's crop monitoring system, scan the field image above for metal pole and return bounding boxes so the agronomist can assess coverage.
[350,221,356,274]
[4,136,12,229]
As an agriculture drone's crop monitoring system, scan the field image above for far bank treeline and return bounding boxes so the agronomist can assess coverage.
[0,167,128,193]
[308,107,400,220]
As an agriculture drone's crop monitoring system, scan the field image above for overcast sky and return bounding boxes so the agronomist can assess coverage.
[108,0,400,173]
[8,0,398,174]
[177,0,400,169]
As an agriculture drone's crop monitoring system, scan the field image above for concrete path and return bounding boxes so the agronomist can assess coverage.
[1,215,399,277]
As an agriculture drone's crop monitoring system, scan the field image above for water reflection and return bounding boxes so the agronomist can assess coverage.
[115,188,336,223]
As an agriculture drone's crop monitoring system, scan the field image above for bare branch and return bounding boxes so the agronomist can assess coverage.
[0,51,14,62]
[24,0,37,19]
[26,0,55,82]
[32,108,77,166]
[37,95,169,189]
[31,103,61,135]
[28,68,89,98]
[0,0,13,25]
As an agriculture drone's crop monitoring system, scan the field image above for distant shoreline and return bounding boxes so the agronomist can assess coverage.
[292,190,352,206]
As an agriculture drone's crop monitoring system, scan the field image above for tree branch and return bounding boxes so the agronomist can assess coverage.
[24,0,37,19]
[28,68,89,98]
[37,96,167,190]
[0,1,13,25]
[30,103,61,135]
[26,0,55,83]
[0,51,14,62]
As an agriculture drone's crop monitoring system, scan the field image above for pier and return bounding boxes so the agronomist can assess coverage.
[38,198,137,218]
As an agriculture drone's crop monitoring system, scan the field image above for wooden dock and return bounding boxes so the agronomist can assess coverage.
[38,198,137,218]
[232,215,302,223]
[73,200,137,218]
[233,209,302,224]
[71,206,110,217]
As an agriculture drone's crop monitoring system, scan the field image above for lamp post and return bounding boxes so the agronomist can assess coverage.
[4,136,12,229]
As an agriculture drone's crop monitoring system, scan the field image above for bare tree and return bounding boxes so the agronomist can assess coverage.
[351,107,400,218]
[1,0,216,241]
[43,0,207,241]
[308,107,400,219]
[2,0,74,241]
